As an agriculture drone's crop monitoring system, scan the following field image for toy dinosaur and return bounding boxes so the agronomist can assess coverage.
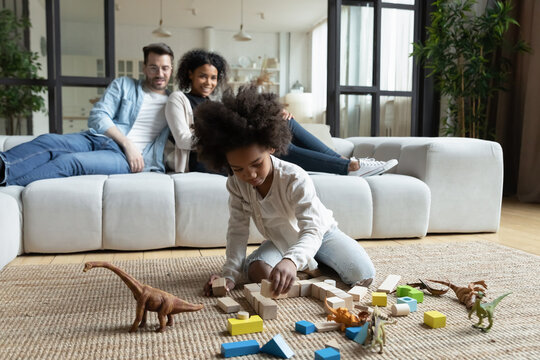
[83,261,204,333]
[407,279,449,296]
[325,299,361,331]
[468,291,511,332]
[363,306,397,354]
[427,279,487,309]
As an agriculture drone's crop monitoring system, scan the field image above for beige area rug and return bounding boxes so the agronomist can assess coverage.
[1,241,539,359]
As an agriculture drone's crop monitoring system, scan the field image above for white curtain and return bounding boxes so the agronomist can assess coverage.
[311,20,327,124]
[312,5,415,137]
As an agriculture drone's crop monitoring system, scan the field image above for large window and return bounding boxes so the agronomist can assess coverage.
[327,0,422,137]
[0,0,114,135]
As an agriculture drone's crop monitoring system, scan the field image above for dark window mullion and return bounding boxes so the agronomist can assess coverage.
[104,0,115,80]
[327,0,341,136]
[372,0,381,136]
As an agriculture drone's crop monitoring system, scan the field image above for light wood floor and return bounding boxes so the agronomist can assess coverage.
[7,197,539,267]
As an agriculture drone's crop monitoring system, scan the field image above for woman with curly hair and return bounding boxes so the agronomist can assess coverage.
[166,49,397,175]
[197,86,376,296]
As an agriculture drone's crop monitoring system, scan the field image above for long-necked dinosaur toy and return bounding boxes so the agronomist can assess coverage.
[83,261,204,333]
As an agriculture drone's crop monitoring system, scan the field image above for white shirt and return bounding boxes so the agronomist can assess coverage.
[127,90,168,153]
[223,156,338,284]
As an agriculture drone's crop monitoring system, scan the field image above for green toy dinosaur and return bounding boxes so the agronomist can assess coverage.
[468,291,511,333]
[364,306,397,354]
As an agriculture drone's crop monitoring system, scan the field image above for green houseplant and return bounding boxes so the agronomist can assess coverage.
[412,0,529,139]
[0,9,46,135]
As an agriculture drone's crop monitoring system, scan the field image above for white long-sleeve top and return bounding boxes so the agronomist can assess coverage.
[223,156,337,284]
[164,91,193,173]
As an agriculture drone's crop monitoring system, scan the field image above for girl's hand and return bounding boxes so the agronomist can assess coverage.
[269,258,297,296]
[203,274,235,296]
[281,109,293,121]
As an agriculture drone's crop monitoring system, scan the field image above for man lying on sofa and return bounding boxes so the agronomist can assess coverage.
[0,42,174,187]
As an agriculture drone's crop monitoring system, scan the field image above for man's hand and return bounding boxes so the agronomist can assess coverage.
[123,141,144,173]
[269,258,297,297]
[203,274,235,297]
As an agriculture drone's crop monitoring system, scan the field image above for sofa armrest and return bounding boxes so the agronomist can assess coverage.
[398,138,503,233]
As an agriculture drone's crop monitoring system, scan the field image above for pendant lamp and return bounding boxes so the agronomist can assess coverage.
[152,0,172,37]
[233,0,252,41]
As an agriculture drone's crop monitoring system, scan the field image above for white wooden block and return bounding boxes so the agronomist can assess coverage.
[316,322,341,332]
[217,297,240,313]
[391,303,410,316]
[377,274,402,293]
[324,279,336,287]
[311,282,325,299]
[298,280,312,296]
[336,292,354,310]
[237,311,250,320]
[348,286,368,301]
[261,279,288,299]
[319,283,334,301]
[325,296,346,313]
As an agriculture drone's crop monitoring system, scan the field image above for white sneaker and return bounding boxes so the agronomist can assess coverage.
[348,157,398,177]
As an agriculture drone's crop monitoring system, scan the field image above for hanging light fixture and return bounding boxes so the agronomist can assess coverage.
[233,0,252,41]
[152,0,172,38]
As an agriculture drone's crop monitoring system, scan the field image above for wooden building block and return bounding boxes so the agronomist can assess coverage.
[237,311,249,320]
[336,292,353,310]
[424,311,446,328]
[252,293,266,311]
[316,321,341,332]
[260,333,294,359]
[295,320,316,335]
[227,315,263,335]
[396,285,414,297]
[324,279,337,287]
[315,347,340,360]
[407,289,424,303]
[221,339,260,358]
[325,339,340,350]
[311,282,325,299]
[348,286,368,301]
[318,283,335,301]
[391,303,410,316]
[212,277,228,297]
[218,297,241,313]
[298,280,312,296]
[258,298,278,320]
[377,274,402,293]
[372,292,387,307]
[397,297,418,312]
[261,279,288,299]
[325,296,346,314]
[287,281,301,298]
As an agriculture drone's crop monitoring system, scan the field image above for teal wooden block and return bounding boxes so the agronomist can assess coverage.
[397,296,418,312]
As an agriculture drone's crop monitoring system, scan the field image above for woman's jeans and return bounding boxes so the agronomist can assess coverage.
[278,118,349,174]
[0,131,130,186]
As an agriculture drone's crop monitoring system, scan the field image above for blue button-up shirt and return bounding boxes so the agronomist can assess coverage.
[87,76,170,172]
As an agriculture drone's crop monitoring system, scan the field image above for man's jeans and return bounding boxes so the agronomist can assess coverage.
[0,131,130,186]
[278,118,350,175]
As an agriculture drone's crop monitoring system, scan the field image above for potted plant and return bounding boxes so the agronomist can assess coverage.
[412,0,529,139]
[0,9,46,135]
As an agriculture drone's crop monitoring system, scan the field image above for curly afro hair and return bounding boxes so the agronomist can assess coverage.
[193,85,292,172]
[175,49,229,92]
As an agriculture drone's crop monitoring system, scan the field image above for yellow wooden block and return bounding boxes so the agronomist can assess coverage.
[372,292,387,307]
[424,311,446,328]
[227,315,263,335]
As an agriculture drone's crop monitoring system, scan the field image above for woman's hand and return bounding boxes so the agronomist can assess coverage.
[203,274,235,296]
[281,109,293,121]
[269,258,297,296]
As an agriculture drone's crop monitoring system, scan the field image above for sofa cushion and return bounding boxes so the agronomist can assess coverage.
[0,186,24,255]
[103,173,175,250]
[0,192,22,269]
[311,175,373,239]
[365,174,430,238]
[23,175,106,253]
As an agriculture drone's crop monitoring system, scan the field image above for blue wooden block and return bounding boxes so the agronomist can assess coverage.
[397,296,418,312]
[345,326,363,340]
[221,340,260,358]
[261,333,294,359]
[352,322,370,345]
[295,320,315,335]
[315,347,340,360]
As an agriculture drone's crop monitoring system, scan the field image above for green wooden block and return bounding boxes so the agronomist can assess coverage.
[396,285,414,297]
[407,289,424,303]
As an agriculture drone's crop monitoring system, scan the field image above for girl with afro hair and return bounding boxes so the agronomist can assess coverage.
[165,49,397,176]
[198,86,376,297]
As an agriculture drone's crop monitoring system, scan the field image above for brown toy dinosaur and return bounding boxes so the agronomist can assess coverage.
[427,279,487,309]
[83,261,204,333]
[325,299,361,331]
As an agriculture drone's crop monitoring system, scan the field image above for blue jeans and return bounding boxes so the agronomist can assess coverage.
[0,131,130,186]
[245,226,376,285]
[278,118,350,175]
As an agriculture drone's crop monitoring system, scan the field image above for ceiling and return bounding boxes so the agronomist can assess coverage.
[61,0,327,33]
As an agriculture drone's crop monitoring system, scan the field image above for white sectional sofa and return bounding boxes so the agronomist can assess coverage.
[0,135,504,271]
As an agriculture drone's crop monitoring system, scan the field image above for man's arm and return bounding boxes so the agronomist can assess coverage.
[105,126,144,173]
